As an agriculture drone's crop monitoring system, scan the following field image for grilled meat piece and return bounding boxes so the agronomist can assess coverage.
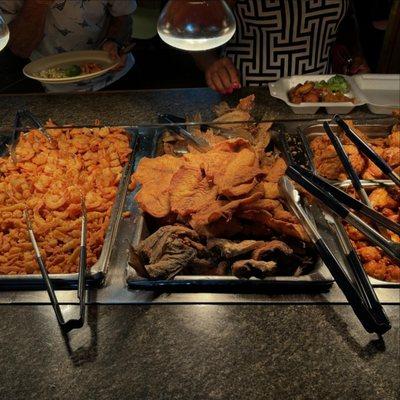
[232,259,277,279]
[252,240,303,275]
[207,238,265,259]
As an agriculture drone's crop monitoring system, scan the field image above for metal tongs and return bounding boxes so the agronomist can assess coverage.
[323,121,389,237]
[333,115,400,186]
[16,109,53,141]
[158,113,211,151]
[286,164,400,261]
[277,127,400,252]
[7,109,53,162]
[23,196,88,332]
[278,129,392,334]
[279,176,391,334]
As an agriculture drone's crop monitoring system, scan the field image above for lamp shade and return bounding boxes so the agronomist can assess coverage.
[157,0,236,51]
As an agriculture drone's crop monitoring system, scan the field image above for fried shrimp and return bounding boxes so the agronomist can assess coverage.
[0,123,132,275]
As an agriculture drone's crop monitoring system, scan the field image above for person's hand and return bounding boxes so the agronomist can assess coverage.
[205,57,241,94]
[102,40,126,71]
[350,56,370,74]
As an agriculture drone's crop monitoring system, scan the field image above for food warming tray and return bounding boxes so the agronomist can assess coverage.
[126,127,334,293]
[0,127,138,290]
[302,118,396,183]
[286,119,399,287]
[329,180,400,288]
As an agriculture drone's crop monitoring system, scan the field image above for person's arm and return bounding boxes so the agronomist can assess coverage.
[101,14,133,70]
[8,0,53,58]
[335,9,370,74]
[102,0,136,71]
[191,0,240,93]
[192,51,240,93]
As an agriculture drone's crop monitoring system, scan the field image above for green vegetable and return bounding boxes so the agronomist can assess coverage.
[315,80,328,89]
[327,75,349,93]
[64,64,82,77]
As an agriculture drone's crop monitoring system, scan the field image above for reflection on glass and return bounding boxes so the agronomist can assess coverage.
[157,0,236,51]
[0,15,10,52]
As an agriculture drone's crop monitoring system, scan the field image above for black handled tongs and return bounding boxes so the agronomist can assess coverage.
[286,164,400,262]
[158,113,211,151]
[279,176,391,334]
[277,129,400,240]
[333,115,400,186]
[323,121,389,238]
[278,129,391,334]
[23,196,87,332]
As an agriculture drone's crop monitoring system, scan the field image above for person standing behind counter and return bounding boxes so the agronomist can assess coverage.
[0,0,137,92]
[193,0,369,94]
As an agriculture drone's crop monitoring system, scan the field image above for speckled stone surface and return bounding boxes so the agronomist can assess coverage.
[0,305,399,400]
[0,87,372,128]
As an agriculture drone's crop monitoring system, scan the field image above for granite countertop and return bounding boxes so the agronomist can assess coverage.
[0,86,374,127]
[0,304,399,400]
[0,88,399,400]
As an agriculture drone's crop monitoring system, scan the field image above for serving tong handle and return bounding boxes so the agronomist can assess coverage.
[328,214,385,316]
[280,127,381,293]
[333,115,400,186]
[323,122,389,238]
[278,128,391,333]
[24,203,87,332]
[323,122,370,203]
[279,176,390,334]
[8,110,54,162]
[158,114,211,152]
[17,109,53,141]
[286,164,400,261]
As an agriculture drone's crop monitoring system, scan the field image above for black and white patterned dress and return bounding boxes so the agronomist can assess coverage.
[224,0,349,86]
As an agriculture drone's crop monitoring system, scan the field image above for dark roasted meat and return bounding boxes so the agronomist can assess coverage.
[129,225,204,280]
[232,259,277,279]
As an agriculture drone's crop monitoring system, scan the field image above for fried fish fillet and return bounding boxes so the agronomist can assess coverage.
[134,155,184,218]
[169,164,218,217]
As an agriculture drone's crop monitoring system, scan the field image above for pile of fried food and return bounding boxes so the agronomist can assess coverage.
[0,123,131,275]
[288,75,354,104]
[310,121,400,180]
[130,96,317,280]
[345,186,400,283]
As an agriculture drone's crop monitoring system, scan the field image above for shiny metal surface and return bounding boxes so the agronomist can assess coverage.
[0,126,399,305]
[126,127,334,290]
[298,120,400,288]
[0,207,398,304]
[0,127,138,288]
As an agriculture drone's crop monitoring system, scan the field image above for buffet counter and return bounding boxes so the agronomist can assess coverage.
[0,88,399,400]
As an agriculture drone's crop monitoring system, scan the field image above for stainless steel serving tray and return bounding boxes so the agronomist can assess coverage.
[0,127,138,290]
[301,118,396,183]
[282,119,399,288]
[330,180,400,288]
[126,127,334,293]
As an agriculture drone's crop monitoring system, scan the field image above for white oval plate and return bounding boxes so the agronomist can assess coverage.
[268,75,366,115]
[23,50,119,84]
